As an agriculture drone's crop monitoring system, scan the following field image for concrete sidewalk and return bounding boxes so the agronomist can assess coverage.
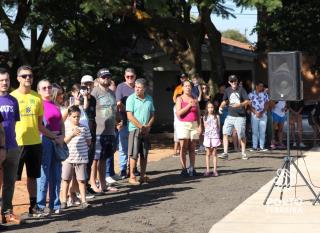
[209,147,320,233]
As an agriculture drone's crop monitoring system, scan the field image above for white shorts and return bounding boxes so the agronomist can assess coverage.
[176,121,199,140]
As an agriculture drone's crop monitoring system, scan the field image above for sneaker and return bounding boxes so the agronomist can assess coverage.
[218,152,228,159]
[299,142,307,148]
[105,176,117,185]
[112,174,123,181]
[241,153,248,160]
[87,186,98,195]
[188,167,197,177]
[67,197,81,207]
[259,148,268,152]
[120,170,127,179]
[180,169,189,178]
[52,209,61,215]
[80,202,91,209]
[28,207,50,218]
[196,145,206,154]
[249,148,258,152]
[2,211,21,224]
[76,192,95,200]
[292,142,297,147]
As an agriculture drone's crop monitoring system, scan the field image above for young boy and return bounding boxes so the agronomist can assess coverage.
[61,105,92,209]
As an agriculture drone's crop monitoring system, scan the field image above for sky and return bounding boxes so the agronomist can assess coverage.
[0,1,257,51]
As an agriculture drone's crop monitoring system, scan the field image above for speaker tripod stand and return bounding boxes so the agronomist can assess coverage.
[263,109,318,205]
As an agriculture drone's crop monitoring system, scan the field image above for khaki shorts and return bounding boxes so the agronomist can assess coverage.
[176,121,199,140]
[61,162,87,181]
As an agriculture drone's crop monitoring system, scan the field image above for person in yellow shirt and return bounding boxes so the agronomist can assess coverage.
[172,73,187,103]
[10,65,59,217]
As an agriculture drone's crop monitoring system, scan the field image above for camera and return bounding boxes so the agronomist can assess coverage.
[79,86,89,95]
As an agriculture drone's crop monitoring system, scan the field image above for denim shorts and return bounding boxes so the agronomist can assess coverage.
[222,116,246,138]
[272,112,286,123]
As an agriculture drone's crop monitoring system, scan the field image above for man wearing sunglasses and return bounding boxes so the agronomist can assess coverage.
[218,75,250,160]
[90,68,118,193]
[11,65,58,217]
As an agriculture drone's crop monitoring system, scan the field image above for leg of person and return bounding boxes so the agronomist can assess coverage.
[297,114,305,147]
[259,114,268,150]
[212,147,218,177]
[232,129,239,151]
[77,180,90,208]
[188,122,199,176]
[179,139,188,169]
[74,163,88,205]
[98,158,107,190]
[48,157,62,212]
[251,114,259,150]
[1,148,20,224]
[61,162,73,209]
[204,147,211,175]
[188,140,197,176]
[25,144,42,215]
[220,116,234,158]
[139,136,150,183]
[118,127,129,177]
[278,122,285,147]
[37,137,54,210]
[289,112,296,146]
[127,129,141,185]
[234,117,247,160]
[105,135,117,185]
[90,160,100,192]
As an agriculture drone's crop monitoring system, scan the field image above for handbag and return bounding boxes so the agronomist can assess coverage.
[54,143,69,161]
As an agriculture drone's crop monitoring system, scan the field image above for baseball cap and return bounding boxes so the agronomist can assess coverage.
[81,75,94,83]
[228,75,238,82]
[97,68,112,78]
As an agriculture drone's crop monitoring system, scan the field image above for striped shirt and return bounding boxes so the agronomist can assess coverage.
[65,124,91,163]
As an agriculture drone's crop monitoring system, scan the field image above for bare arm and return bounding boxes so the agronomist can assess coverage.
[175,97,193,117]
[127,111,144,129]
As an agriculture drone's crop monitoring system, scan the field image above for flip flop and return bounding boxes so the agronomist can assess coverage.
[103,186,119,193]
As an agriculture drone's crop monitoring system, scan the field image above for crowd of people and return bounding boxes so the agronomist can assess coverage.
[0,66,155,227]
[172,72,319,178]
[0,65,319,229]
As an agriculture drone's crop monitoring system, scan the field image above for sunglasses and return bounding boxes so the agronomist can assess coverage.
[19,74,33,79]
[41,86,52,91]
[229,80,237,83]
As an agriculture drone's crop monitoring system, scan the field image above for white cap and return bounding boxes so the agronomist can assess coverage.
[81,75,94,83]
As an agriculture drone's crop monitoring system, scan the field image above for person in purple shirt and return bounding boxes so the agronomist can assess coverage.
[115,68,136,179]
[0,68,21,224]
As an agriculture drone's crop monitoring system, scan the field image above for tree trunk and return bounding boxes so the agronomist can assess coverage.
[199,7,225,89]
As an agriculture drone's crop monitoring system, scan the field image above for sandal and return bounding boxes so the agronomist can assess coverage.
[203,171,211,177]
[129,177,140,186]
[103,186,119,193]
[139,176,151,184]
[212,171,219,177]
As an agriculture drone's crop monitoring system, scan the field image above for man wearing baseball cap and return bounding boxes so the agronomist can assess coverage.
[90,69,118,193]
[218,75,250,160]
[172,73,187,103]
[80,75,97,194]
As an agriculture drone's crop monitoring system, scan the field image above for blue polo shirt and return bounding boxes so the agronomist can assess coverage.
[126,93,155,132]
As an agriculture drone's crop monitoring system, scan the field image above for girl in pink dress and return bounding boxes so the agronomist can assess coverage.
[203,101,221,177]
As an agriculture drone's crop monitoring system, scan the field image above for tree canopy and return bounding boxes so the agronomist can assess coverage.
[0,0,283,88]
[222,29,249,43]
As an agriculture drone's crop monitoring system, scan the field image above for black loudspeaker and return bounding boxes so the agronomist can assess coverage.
[268,51,303,101]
